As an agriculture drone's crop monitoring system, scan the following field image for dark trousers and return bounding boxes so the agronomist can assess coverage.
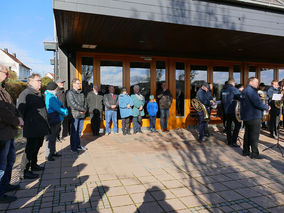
[133,117,141,133]
[25,137,44,171]
[269,109,280,136]
[58,117,69,139]
[160,109,169,130]
[122,117,130,133]
[46,123,61,158]
[226,114,241,145]
[198,112,208,140]
[150,116,156,130]
[90,113,101,136]
[70,118,84,151]
[0,139,16,196]
[243,119,261,157]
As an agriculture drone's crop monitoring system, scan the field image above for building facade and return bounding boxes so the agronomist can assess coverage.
[53,0,284,133]
[0,48,31,81]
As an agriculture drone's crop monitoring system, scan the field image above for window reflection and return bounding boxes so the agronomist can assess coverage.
[190,65,207,99]
[233,65,241,84]
[213,66,229,100]
[176,62,185,117]
[130,62,151,117]
[260,68,274,85]
[81,57,94,95]
[100,61,123,95]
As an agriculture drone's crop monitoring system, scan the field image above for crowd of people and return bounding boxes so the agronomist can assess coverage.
[0,64,173,203]
[196,77,284,160]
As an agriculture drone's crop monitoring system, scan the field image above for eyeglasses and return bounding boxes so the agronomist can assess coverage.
[32,79,42,82]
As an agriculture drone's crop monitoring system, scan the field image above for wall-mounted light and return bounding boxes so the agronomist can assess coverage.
[82,44,97,49]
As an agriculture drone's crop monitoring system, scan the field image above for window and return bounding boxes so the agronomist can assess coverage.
[233,65,241,84]
[248,66,256,78]
[190,65,207,99]
[213,66,229,100]
[176,62,185,117]
[260,68,274,85]
[156,61,166,95]
[100,61,123,95]
[130,62,151,117]
[279,68,284,81]
[81,57,93,95]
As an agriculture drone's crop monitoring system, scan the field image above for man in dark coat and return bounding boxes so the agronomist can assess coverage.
[87,84,103,136]
[157,82,173,132]
[0,65,22,203]
[221,79,241,147]
[17,73,50,179]
[56,79,69,140]
[240,77,270,159]
[66,78,87,152]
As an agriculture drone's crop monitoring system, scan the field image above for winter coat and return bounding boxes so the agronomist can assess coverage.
[104,93,118,111]
[196,88,212,114]
[66,89,87,119]
[147,101,158,117]
[56,87,67,107]
[86,91,103,119]
[17,86,50,138]
[45,90,68,124]
[221,84,241,115]
[0,84,19,141]
[131,94,145,117]
[118,94,134,118]
[157,89,173,109]
[240,85,269,121]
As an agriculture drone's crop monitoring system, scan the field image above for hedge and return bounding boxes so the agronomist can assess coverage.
[5,81,27,104]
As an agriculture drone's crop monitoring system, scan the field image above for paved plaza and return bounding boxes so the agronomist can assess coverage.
[1,127,284,213]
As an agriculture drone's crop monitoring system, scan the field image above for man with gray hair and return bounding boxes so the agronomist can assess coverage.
[0,65,23,203]
[87,84,103,136]
[104,86,119,134]
[17,73,50,178]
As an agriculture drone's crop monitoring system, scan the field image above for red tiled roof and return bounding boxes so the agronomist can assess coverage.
[0,49,31,70]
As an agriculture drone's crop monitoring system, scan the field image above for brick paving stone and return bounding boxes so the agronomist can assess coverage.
[11,207,33,213]
[234,188,262,198]
[108,195,133,207]
[130,192,155,204]
[162,180,185,189]
[179,196,205,208]
[41,201,53,208]
[113,204,137,213]
[138,176,157,183]
[8,197,36,209]
[120,178,141,186]
[222,180,246,189]
[150,189,176,201]
[268,206,284,213]
[217,190,244,201]
[135,201,164,213]
[210,174,231,182]
[52,205,66,212]
[158,198,187,211]
[101,179,122,187]
[106,186,128,197]
[99,174,118,181]
[206,183,229,192]
[170,187,195,197]
[197,193,226,204]
[247,207,263,213]
[249,196,279,208]
[124,184,146,194]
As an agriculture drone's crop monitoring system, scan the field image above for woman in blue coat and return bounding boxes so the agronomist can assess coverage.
[118,88,134,135]
[131,85,145,134]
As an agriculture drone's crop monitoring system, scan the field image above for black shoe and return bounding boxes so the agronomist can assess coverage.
[198,138,205,143]
[5,184,20,192]
[52,153,62,157]
[231,143,240,147]
[45,156,55,161]
[270,134,277,139]
[242,152,250,156]
[0,194,17,203]
[24,170,39,179]
[250,155,263,159]
[31,164,44,171]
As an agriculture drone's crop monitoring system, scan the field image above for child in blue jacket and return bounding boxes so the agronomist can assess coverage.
[147,95,158,132]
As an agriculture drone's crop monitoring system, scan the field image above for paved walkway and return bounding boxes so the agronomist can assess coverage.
[1,127,284,213]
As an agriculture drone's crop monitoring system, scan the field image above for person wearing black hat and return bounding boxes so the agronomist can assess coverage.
[44,82,68,161]
[196,82,216,142]
[17,74,50,179]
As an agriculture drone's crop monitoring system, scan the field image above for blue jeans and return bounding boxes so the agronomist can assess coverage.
[0,139,16,196]
[160,109,169,130]
[150,116,156,130]
[70,118,84,151]
[133,117,141,133]
[105,110,117,133]
[198,112,207,140]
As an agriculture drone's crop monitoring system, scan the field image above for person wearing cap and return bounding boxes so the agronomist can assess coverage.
[87,84,103,136]
[55,79,69,140]
[118,88,133,135]
[147,95,158,132]
[196,82,216,142]
[17,74,50,179]
[45,82,68,161]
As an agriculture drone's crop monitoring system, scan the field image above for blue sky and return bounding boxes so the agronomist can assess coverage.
[0,0,54,76]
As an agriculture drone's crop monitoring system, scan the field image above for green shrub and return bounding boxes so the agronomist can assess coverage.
[5,81,27,103]
[41,76,53,93]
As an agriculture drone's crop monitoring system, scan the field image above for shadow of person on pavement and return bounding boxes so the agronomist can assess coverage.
[135,186,177,213]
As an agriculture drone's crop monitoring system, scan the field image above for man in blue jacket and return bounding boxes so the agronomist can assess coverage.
[196,82,215,142]
[267,80,280,138]
[240,77,270,159]
[221,79,241,147]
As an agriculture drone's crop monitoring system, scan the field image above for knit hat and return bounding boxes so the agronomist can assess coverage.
[46,82,58,91]
[201,82,210,89]
[149,95,154,100]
